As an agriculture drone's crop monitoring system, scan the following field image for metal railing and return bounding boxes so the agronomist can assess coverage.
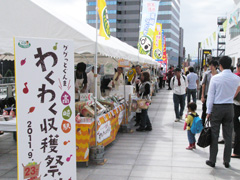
[0,77,15,84]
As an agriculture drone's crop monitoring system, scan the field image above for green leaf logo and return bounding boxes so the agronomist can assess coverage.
[62,106,72,120]
[102,7,111,38]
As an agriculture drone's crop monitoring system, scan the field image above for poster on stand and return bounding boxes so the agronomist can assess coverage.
[14,37,76,180]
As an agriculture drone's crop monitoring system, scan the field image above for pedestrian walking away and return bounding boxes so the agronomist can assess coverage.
[187,67,199,104]
[158,67,164,89]
[206,56,240,168]
[201,60,218,125]
[170,67,188,122]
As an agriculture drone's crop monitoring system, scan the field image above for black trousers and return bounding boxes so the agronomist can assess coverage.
[136,112,141,124]
[234,104,240,155]
[159,77,163,88]
[201,96,207,125]
[210,104,234,163]
[168,77,172,89]
[140,109,152,128]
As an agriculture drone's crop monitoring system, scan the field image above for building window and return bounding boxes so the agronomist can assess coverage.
[163,29,179,38]
[166,38,179,47]
[110,28,116,32]
[87,10,116,15]
[230,23,240,40]
[157,20,179,31]
[88,1,116,6]
[166,47,179,54]
[159,1,180,15]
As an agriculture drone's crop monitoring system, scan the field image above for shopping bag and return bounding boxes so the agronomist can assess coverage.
[137,99,151,110]
[197,119,211,148]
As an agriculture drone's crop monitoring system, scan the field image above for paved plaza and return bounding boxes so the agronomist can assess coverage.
[1,89,240,180]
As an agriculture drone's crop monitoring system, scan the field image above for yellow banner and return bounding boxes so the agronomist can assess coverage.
[152,23,163,60]
[98,0,111,40]
[213,32,216,42]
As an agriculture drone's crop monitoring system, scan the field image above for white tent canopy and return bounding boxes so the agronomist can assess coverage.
[0,0,157,65]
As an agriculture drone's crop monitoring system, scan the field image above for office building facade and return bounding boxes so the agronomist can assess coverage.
[87,0,180,66]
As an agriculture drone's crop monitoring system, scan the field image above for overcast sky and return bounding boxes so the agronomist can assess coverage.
[32,0,236,58]
[180,0,235,58]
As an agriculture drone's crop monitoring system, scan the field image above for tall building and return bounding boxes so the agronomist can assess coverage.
[87,0,180,65]
[178,27,184,67]
[157,0,180,66]
[87,0,141,48]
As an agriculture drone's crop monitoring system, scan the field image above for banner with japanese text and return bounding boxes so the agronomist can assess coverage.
[162,36,167,62]
[138,0,160,55]
[152,23,163,61]
[98,0,111,40]
[14,37,76,180]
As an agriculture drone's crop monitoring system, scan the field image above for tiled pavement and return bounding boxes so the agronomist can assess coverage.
[1,89,240,180]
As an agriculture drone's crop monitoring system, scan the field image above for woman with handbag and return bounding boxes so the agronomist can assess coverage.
[136,71,152,132]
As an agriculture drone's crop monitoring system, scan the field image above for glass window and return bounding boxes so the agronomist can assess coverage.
[88,1,116,6]
[163,29,179,38]
[166,47,179,54]
[87,10,116,15]
[166,38,179,47]
[110,28,116,32]
[230,23,240,39]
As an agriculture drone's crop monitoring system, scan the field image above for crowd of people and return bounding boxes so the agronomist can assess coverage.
[164,56,240,168]
[74,56,240,168]
[74,62,152,132]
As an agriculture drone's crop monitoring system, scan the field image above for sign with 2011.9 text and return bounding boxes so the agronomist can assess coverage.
[14,37,76,180]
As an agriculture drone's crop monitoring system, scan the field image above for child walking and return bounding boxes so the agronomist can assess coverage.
[184,102,198,150]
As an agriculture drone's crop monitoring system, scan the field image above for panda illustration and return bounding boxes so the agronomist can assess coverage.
[139,36,152,54]
[154,49,163,59]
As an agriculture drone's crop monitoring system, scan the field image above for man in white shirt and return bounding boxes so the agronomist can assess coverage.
[206,56,240,168]
[187,67,199,104]
[87,65,101,99]
[170,68,188,122]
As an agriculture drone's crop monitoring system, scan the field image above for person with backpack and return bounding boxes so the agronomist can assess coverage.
[184,102,202,150]
[170,67,188,122]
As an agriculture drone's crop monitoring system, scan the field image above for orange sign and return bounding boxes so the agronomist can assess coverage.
[118,59,130,68]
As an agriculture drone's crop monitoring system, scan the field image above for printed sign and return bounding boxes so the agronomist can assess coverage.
[14,37,76,180]
[118,59,130,68]
[97,121,111,143]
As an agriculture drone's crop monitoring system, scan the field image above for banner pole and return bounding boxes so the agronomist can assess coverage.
[94,0,98,147]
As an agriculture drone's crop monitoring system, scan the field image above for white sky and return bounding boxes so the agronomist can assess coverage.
[180,0,235,58]
[32,0,236,59]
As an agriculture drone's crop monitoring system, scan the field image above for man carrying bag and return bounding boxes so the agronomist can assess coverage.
[206,56,240,168]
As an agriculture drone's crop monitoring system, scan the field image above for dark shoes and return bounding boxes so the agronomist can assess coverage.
[136,127,152,132]
[206,160,230,168]
[134,123,140,127]
[218,140,225,144]
[136,127,145,132]
[223,162,230,168]
[206,160,215,168]
[145,127,152,131]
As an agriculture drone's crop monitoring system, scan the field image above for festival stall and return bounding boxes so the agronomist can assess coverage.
[0,0,158,168]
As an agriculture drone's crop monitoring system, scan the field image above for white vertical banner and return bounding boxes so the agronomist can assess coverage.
[138,0,160,55]
[14,37,76,180]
